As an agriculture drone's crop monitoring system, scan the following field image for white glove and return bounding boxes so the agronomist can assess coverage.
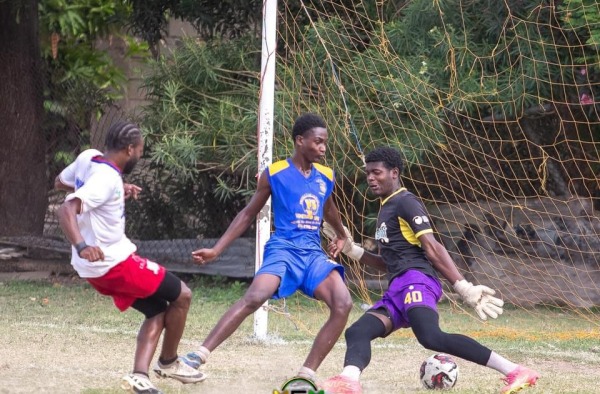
[453,279,504,320]
[322,221,365,261]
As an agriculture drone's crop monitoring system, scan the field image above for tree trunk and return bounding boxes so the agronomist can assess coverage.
[0,0,47,236]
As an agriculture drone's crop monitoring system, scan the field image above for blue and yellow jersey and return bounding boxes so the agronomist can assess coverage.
[375,187,438,281]
[266,158,334,247]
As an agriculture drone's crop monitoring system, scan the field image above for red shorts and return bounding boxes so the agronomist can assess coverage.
[87,254,166,311]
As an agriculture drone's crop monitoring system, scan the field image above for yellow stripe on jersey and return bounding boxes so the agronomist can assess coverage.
[399,217,421,246]
[269,160,290,176]
[381,187,407,206]
[313,163,334,181]
[415,229,433,239]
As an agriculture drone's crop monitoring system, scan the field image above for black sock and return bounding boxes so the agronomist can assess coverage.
[159,356,178,366]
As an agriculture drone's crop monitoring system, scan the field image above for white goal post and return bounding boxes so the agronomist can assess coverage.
[254,0,278,340]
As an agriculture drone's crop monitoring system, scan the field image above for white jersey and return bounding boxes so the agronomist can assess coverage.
[59,149,137,278]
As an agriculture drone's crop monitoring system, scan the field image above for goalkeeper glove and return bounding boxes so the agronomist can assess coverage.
[322,221,365,261]
[453,279,504,320]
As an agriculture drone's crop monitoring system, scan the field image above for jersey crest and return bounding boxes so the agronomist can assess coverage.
[375,222,390,243]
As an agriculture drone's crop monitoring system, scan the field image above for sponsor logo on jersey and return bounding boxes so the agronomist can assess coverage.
[412,215,429,225]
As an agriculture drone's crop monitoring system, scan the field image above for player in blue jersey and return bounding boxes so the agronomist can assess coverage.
[186,113,353,384]
[322,147,539,394]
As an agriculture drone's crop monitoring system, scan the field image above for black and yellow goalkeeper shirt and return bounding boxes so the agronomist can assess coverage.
[375,187,438,282]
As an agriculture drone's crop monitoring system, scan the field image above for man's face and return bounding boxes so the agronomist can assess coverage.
[365,161,399,197]
[297,127,328,163]
[123,139,144,175]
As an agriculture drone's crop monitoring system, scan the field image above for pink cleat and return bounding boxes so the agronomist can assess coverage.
[501,366,540,393]
[321,375,362,394]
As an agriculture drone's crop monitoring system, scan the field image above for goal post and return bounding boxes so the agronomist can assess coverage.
[254,0,278,340]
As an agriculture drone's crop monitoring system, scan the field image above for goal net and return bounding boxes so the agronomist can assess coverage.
[271,0,600,325]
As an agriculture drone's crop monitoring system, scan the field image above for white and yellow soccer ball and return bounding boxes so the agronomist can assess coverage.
[420,354,459,390]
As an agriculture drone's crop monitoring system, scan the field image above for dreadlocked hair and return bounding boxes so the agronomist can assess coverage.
[365,147,404,173]
[292,113,327,141]
[105,121,142,151]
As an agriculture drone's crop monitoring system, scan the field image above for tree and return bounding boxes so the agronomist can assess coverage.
[0,0,48,236]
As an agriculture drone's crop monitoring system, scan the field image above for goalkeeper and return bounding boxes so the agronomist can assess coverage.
[322,147,539,394]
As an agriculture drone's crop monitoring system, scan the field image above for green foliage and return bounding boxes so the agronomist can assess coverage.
[39,0,134,92]
[141,35,262,189]
[129,36,263,238]
[560,0,600,63]
[39,0,149,185]
[135,0,600,235]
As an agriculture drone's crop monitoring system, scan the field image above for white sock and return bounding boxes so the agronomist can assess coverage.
[297,366,316,381]
[340,365,361,381]
[486,351,518,376]
[196,346,211,363]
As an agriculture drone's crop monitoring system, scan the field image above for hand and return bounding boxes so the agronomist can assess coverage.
[79,246,105,262]
[326,237,348,259]
[475,294,504,320]
[192,248,219,265]
[124,183,142,200]
[453,279,504,320]
[322,221,365,261]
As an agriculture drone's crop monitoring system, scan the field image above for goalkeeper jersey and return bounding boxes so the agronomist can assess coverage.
[265,158,334,249]
[375,187,438,282]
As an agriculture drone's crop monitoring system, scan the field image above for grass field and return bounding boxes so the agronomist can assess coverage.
[1,274,600,394]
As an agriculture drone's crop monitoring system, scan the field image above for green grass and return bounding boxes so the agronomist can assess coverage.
[1,276,600,393]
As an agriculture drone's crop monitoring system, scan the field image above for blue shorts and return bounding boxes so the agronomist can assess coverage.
[256,239,344,299]
[371,269,442,331]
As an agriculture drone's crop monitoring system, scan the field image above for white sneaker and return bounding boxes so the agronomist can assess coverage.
[121,373,163,394]
[153,357,207,384]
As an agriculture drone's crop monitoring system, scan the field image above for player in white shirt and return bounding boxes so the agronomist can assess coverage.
[55,122,205,394]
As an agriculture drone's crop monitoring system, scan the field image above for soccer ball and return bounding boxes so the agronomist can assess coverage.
[420,354,459,390]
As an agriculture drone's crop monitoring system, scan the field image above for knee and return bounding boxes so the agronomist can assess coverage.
[330,290,353,318]
[175,282,192,309]
[345,322,363,342]
[415,330,445,351]
[241,291,269,311]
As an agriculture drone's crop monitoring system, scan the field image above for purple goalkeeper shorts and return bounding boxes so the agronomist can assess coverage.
[370,269,443,331]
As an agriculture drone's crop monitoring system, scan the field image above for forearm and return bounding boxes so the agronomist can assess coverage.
[57,204,84,246]
[212,210,255,255]
[323,197,346,239]
[359,250,387,272]
[425,245,463,285]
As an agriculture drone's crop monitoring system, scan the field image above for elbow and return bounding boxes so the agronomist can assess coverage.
[54,177,63,191]
[56,205,67,225]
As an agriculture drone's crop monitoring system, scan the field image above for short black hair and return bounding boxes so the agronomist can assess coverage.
[292,113,326,141]
[105,121,142,151]
[365,147,404,173]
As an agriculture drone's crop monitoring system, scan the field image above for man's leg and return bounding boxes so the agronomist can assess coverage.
[157,279,192,361]
[303,270,352,372]
[408,307,539,393]
[130,272,204,384]
[133,311,166,374]
[408,307,494,365]
[191,274,281,362]
[321,312,390,394]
